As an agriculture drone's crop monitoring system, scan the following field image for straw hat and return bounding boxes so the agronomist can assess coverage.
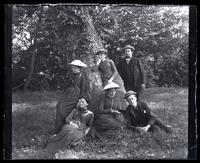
[124,91,137,99]
[122,45,135,51]
[103,82,120,90]
[69,60,87,68]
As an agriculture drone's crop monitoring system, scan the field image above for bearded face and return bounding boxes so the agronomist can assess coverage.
[124,49,133,59]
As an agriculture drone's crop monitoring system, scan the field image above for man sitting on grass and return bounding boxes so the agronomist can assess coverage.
[124,91,173,134]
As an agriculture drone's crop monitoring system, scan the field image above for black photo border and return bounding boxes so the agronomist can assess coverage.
[2,0,198,160]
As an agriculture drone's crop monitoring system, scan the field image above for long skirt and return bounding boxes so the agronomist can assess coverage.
[46,124,85,154]
[93,114,125,139]
[54,87,80,134]
[112,74,126,93]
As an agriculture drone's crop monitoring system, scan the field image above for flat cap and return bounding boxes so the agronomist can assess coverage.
[123,45,135,51]
[96,49,108,54]
[124,91,137,99]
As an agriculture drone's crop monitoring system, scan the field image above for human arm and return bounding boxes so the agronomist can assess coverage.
[138,60,146,88]
[116,60,123,78]
[124,108,137,130]
[140,102,155,126]
[136,125,151,132]
[108,59,118,83]
[98,92,121,114]
[65,109,76,124]
[125,111,151,132]
[84,113,94,136]
[98,92,111,114]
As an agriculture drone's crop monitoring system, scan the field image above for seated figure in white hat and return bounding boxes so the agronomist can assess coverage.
[54,59,90,134]
[91,82,128,140]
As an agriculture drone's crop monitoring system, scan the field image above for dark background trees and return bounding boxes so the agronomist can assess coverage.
[12,5,189,91]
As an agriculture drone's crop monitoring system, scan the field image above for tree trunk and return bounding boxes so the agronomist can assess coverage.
[23,49,36,91]
[79,7,104,113]
[23,6,43,91]
[80,7,104,53]
[80,7,104,88]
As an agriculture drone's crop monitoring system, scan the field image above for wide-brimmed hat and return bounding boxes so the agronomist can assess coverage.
[96,49,108,55]
[123,45,135,51]
[124,91,137,99]
[103,82,119,90]
[69,60,87,68]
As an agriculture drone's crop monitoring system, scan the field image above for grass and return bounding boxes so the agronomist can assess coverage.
[12,87,188,159]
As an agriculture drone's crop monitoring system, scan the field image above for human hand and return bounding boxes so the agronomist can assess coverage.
[141,84,145,89]
[137,125,150,132]
[84,128,90,137]
[96,57,101,65]
[108,79,113,83]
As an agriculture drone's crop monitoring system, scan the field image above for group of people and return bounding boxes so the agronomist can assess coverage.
[46,45,173,154]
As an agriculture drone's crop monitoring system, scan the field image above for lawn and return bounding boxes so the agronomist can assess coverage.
[12,87,188,159]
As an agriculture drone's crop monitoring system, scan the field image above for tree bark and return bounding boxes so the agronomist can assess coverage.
[23,48,36,91]
[80,7,104,54]
[79,7,104,89]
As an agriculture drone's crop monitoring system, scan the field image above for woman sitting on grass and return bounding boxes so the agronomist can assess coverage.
[124,91,173,134]
[91,82,128,140]
[46,97,94,154]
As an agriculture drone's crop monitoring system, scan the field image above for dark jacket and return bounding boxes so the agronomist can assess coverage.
[66,71,90,100]
[124,101,151,129]
[117,57,146,92]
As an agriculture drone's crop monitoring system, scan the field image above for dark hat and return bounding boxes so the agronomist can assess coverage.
[80,96,90,104]
[124,91,137,99]
[123,45,135,51]
[96,49,108,55]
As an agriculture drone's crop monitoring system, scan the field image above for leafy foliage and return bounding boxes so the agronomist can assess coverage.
[12,5,189,90]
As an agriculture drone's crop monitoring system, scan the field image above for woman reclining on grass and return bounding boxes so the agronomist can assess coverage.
[46,97,94,154]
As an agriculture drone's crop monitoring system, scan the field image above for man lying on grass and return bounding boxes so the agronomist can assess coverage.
[124,91,173,134]
[46,97,94,154]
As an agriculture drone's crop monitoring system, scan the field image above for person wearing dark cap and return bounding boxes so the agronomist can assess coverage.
[54,60,90,134]
[117,45,146,101]
[124,91,173,133]
[46,97,94,154]
[95,49,126,93]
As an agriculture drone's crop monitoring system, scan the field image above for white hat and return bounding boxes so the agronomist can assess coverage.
[69,60,87,68]
[103,82,119,90]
